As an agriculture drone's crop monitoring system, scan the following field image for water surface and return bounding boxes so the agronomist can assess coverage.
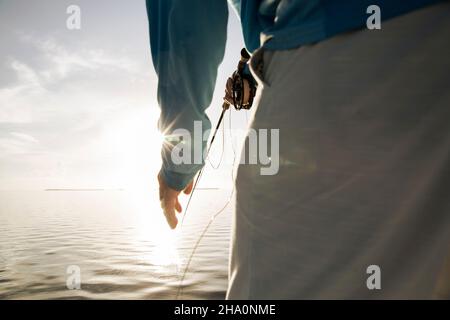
[0,190,232,299]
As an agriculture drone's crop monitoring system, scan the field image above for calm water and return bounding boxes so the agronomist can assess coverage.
[0,189,233,299]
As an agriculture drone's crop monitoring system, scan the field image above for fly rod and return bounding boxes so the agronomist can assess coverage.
[179,48,255,227]
[176,48,257,298]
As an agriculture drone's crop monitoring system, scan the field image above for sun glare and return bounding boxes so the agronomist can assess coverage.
[126,187,181,268]
[101,107,181,268]
[101,107,163,190]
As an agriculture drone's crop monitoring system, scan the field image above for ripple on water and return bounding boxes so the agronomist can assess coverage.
[0,190,232,299]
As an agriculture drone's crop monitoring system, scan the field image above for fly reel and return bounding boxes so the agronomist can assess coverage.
[223,48,257,111]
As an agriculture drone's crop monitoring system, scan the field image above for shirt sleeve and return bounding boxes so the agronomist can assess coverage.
[146,0,228,191]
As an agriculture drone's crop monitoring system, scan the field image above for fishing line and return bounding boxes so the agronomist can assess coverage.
[174,48,256,299]
[178,104,228,229]
[245,106,249,123]
[228,107,237,155]
[176,109,238,299]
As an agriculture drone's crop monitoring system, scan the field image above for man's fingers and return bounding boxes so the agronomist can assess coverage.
[158,174,164,200]
[184,181,194,195]
[158,174,193,229]
[175,199,182,213]
[162,197,178,229]
[223,77,234,105]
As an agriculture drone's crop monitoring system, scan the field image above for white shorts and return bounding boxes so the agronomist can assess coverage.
[227,2,450,299]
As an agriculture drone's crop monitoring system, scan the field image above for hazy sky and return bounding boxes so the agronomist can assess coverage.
[0,0,246,190]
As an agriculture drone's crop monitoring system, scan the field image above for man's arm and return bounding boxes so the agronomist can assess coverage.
[146,0,228,227]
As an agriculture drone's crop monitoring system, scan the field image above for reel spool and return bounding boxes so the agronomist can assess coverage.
[224,48,257,111]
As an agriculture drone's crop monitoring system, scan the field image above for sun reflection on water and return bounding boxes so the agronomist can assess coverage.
[125,188,181,270]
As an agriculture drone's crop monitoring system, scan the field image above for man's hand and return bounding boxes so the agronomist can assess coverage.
[158,173,194,229]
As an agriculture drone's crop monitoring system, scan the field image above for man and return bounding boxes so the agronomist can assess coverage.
[146,0,450,299]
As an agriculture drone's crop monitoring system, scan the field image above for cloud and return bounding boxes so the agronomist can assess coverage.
[10,131,39,144]
[0,1,164,189]
[22,35,140,81]
[0,34,151,125]
[0,132,39,156]
[0,59,45,124]
[1,34,140,95]
[10,60,42,91]
[0,33,159,189]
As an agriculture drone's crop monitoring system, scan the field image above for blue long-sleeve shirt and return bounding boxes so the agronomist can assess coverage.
[146,0,441,190]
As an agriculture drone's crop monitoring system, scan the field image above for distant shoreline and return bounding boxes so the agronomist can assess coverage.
[44,188,218,191]
[45,189,110,191]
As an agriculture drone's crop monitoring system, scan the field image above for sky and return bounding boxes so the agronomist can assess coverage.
[0,0,246,190]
